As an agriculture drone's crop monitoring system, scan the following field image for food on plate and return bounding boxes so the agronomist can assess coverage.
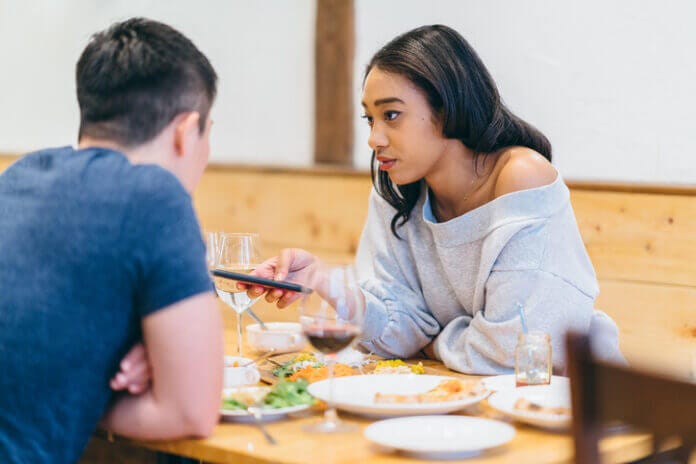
[221,379,315,410]
[272,353,355,383]
[272,353,323,378]
[372,359,425,375]
[513,398,570,416]
[221,386,270,410]
[374,378,486,404]
[288,363,355,383]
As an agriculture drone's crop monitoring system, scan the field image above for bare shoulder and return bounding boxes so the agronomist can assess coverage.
[493,147,557,198]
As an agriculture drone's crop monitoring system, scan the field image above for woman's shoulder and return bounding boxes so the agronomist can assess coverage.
[492,147,557,199]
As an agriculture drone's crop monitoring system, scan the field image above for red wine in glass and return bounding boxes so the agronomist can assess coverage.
[304,325,360,354]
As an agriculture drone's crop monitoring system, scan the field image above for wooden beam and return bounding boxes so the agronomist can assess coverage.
[314,0,354,165]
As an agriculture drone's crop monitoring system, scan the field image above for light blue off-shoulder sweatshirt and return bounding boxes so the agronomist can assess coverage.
[355,175,623,374]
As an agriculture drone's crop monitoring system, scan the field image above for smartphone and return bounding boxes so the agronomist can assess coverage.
[211,269,312,294]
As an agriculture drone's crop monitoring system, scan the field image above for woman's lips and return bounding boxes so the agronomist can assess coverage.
[378,159,396,171]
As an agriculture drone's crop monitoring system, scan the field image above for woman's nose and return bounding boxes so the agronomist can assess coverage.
[367,126,388,151]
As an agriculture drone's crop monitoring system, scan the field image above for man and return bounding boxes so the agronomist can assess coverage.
[0,18,223,463]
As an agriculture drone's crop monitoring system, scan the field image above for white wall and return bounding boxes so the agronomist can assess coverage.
[353,0,696,184]
[0,0,316,165]
[1,1,695,183]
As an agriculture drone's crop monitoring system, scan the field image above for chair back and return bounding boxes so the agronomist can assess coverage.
[566,332,696,463]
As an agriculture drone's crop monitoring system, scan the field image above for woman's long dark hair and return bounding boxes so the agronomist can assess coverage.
[366,25,552,238]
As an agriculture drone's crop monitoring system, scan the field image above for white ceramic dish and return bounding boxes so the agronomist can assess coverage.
[487,383,571,430]
[364,415,515,459]
[220,387,311,422]
[481,374,569,392]
[308,374,489,418]
[223,356,260,388]
[246,322,306,353]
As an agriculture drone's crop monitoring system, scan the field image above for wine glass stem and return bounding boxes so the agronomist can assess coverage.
[236,312,243,357]
[325,354,338,425]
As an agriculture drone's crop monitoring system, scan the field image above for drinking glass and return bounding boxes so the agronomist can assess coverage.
[300,263,365,433]
[211,233,262,357]
[515,331,552,386]
[205,231,221,270]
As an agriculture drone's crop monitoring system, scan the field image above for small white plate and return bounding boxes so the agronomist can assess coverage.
[220,387,311,422]
[481,374,569,392]
[308,374,489,418]
[364,415,515,459]
[487,383,571,430]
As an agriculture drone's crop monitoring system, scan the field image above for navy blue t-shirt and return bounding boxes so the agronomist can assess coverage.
[0,147,213,463]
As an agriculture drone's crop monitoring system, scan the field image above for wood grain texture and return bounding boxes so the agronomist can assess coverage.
[111,353,652,464]
[193,168,370,260]
[571,189,696,287]
[314,0,354,165]
[596,280,696,376]
[567,332,696,464]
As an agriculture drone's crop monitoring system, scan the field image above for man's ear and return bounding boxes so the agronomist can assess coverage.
[173,112,201,157]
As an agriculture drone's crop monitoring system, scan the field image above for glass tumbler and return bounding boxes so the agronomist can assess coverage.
[515,332,552,387]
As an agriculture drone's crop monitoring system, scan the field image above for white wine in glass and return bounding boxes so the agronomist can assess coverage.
[300,263,364,434]
[212,233,261,357]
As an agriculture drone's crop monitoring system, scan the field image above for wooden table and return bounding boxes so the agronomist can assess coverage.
[105,356,652,464]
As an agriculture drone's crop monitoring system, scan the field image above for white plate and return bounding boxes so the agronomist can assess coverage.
[365,415,515,459]
[487,383,571,430]
[308,374,489,417]
[220,387,311,422]
[481,374,569,392]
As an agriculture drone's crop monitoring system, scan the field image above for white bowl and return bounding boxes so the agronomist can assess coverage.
[246,322,306,353]
[223,356,260,387]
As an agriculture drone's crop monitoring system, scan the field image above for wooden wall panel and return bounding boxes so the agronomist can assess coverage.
[571,190,696,287]
[193,167,371,260]
[314,0,354,164]
[0,156,14,171]
[596,280,696,375]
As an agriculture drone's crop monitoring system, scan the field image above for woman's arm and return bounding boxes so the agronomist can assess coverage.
[355,190,441,357]
[433,269,596,374]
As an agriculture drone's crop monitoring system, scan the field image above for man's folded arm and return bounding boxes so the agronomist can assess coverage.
[100,291,223,439]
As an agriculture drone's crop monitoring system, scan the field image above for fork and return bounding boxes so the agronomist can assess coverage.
[247,401,277,445]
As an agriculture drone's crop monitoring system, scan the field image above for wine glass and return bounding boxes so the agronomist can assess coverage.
[205,231,221,270]
[211,233,262,357]
[300,263,365,433]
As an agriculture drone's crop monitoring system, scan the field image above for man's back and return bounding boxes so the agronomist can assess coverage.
[0,146,213,462]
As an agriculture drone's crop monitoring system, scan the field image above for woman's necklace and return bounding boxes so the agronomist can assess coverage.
[431,172,486,222]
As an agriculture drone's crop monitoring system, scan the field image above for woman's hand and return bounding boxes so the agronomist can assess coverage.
[110,342,151,395]
[242,248,320,308]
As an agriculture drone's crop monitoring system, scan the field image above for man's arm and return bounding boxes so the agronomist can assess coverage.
[101,291,223,439]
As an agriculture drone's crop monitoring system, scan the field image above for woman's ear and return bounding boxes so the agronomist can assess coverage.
[173,112,201,157]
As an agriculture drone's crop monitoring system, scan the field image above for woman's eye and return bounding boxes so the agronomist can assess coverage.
[384,111,400,121]
[361,114,374,126]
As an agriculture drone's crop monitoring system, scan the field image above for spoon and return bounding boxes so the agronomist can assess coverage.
[246,308,268,331]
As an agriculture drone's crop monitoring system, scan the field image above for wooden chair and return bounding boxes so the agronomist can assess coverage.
[566,332,696,463]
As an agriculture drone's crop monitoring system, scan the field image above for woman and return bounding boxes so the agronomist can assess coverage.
[252,25,623,374]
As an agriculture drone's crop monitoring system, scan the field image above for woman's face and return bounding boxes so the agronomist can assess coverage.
[362,67,449,185]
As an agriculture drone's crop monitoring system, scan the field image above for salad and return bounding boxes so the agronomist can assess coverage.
[221,379,315,410]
